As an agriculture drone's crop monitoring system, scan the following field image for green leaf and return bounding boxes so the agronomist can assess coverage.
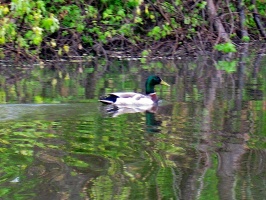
[242,36,250,42]
[214,42,237,53]
[141,50,149,57]
[36,0,46,12]
[117,9,125,17]
[41,15,59,33]
[32,35,42,45]
[184,16,191,25]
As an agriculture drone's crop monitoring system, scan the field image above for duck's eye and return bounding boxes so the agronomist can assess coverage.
[156,76,161,82]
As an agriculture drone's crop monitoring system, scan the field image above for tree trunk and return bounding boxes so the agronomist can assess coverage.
[251,0,266,39]
[237,0,248,39]
[206,0,230,42]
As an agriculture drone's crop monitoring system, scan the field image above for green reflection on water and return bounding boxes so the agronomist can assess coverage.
[0,57,265,200]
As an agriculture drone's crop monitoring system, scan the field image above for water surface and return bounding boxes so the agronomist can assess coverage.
[0,55,265,200]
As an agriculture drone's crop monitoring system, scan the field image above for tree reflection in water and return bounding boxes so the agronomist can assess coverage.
[0,51,265,199]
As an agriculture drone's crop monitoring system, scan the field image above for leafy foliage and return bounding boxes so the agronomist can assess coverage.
[1,0,266,59]
[214,42,237,53]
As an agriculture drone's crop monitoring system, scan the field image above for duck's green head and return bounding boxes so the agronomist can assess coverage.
[145,75,170,94]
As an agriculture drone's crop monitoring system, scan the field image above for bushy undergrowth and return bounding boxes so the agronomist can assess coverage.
[0,0,265,60]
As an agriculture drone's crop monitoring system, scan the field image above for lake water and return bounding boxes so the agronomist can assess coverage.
[0,54,265,200]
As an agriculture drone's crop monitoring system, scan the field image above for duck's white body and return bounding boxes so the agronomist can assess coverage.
[99,92,158,106]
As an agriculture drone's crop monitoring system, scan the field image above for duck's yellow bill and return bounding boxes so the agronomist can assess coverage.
[160,80,170,86]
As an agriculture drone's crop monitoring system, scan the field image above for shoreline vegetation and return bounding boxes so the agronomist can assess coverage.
[0,0,266,61]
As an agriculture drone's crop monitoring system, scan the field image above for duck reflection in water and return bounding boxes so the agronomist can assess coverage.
[101,104,157,117]
[100,104,162,133]
[145,110,162,133]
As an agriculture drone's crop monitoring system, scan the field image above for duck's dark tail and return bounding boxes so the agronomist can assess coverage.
[99,94,118,104]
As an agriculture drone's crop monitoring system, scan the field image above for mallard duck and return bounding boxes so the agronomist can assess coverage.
[99,75,170,106]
